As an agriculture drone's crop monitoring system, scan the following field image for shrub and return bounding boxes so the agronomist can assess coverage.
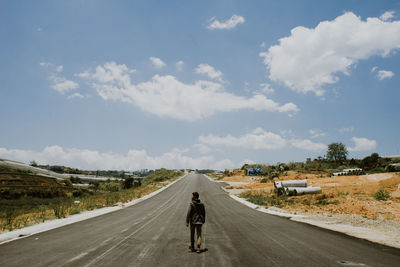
[375,188,390,201]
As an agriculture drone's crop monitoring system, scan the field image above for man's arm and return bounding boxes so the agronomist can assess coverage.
[201,204,206,223]
[186,204,193,226]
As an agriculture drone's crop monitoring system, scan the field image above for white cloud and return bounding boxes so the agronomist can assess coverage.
[176,60,184,71]
[0,146,223,170]
[377,70,394,80]
[339,127,354,133]
[195,64,223,82]
[199,128,287,150]
[198,128,327,151]
[41,61,80,94]
[67,93,84,99]
[290,139,327,151]
[260,42,266,48]
[239,159,255,166]
[207,14,245,30]
[259,83,274,94]
[371,66,378,72]
[37,27,43,32]
[50,76,79,94]
[149,57,166,68]
[76,70,90,78]
[194,144,212,154]
[79,62,298,121]
[380,11,395,21]
[39,61,51,67]
[348,137,377,152]
[309,129,326,139]
[260,12,400,96]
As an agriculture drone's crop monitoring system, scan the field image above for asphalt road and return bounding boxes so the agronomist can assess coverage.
[1,174,400,266]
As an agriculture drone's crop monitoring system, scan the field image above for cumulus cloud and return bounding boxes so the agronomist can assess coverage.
[0,146,222,170]
[348,137,377,152]
[380,11,395,21]
[149,57,166,68]
[260,12,400,96]
[377,70,395,80]
[207,14,245,30]
[79,62,298,121]
[199,128,327,151]
[176,60,184,71]
[290,139,327,151]
[198,128,287,150]
[195,64,223,82]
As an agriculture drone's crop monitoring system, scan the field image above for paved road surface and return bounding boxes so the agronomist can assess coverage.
[1,174,399,266]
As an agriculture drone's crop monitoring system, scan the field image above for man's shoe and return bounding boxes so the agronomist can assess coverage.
[196,248,201,253]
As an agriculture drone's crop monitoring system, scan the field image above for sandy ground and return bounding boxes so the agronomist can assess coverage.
[217,172,400,249]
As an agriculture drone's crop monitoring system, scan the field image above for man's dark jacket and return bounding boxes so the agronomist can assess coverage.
[186,199,206,225]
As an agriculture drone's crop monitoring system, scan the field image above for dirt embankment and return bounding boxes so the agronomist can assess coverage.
[220,171,400,222]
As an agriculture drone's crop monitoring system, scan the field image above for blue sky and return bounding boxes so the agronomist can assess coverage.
[1,0,399,170]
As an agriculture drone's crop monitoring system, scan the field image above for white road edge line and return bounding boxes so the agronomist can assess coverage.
[0,174,188,245]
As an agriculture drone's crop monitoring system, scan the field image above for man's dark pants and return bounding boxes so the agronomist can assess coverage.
[190,223,202,248]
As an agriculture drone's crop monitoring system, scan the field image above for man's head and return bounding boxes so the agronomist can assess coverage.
[192,192,199,200]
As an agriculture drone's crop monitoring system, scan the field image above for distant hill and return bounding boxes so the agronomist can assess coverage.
[0,158,72,199]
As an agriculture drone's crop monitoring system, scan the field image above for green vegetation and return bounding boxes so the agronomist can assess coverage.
[374,188,391,201]
[326,142,348,164]
[142,168,183,185]
[0,164,183,232]
[239,191,291,208]
[240,149,395,175]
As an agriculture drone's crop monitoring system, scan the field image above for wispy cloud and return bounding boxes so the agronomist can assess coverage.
[380,11,395,21]
[309,129,326,139]
[207,14,245,30]
[339,127,354,133]
[176,60,184,71]
[67,93,84,99]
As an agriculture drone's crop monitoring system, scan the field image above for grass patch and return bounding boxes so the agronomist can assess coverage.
[0,171,181,232]
[374,188,390,201]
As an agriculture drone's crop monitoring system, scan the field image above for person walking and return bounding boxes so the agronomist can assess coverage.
[186,192,206,253]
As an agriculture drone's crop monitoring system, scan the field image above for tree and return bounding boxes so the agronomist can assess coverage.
[29,160,38,167]
[361,153,380,170]
[326,142,348,164]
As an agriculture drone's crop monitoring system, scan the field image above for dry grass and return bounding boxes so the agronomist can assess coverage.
[0,178,179,232]
[233,172,400,222]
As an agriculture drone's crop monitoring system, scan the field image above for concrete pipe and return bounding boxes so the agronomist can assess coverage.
[285,186,322,196]
[280,180,307,188]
